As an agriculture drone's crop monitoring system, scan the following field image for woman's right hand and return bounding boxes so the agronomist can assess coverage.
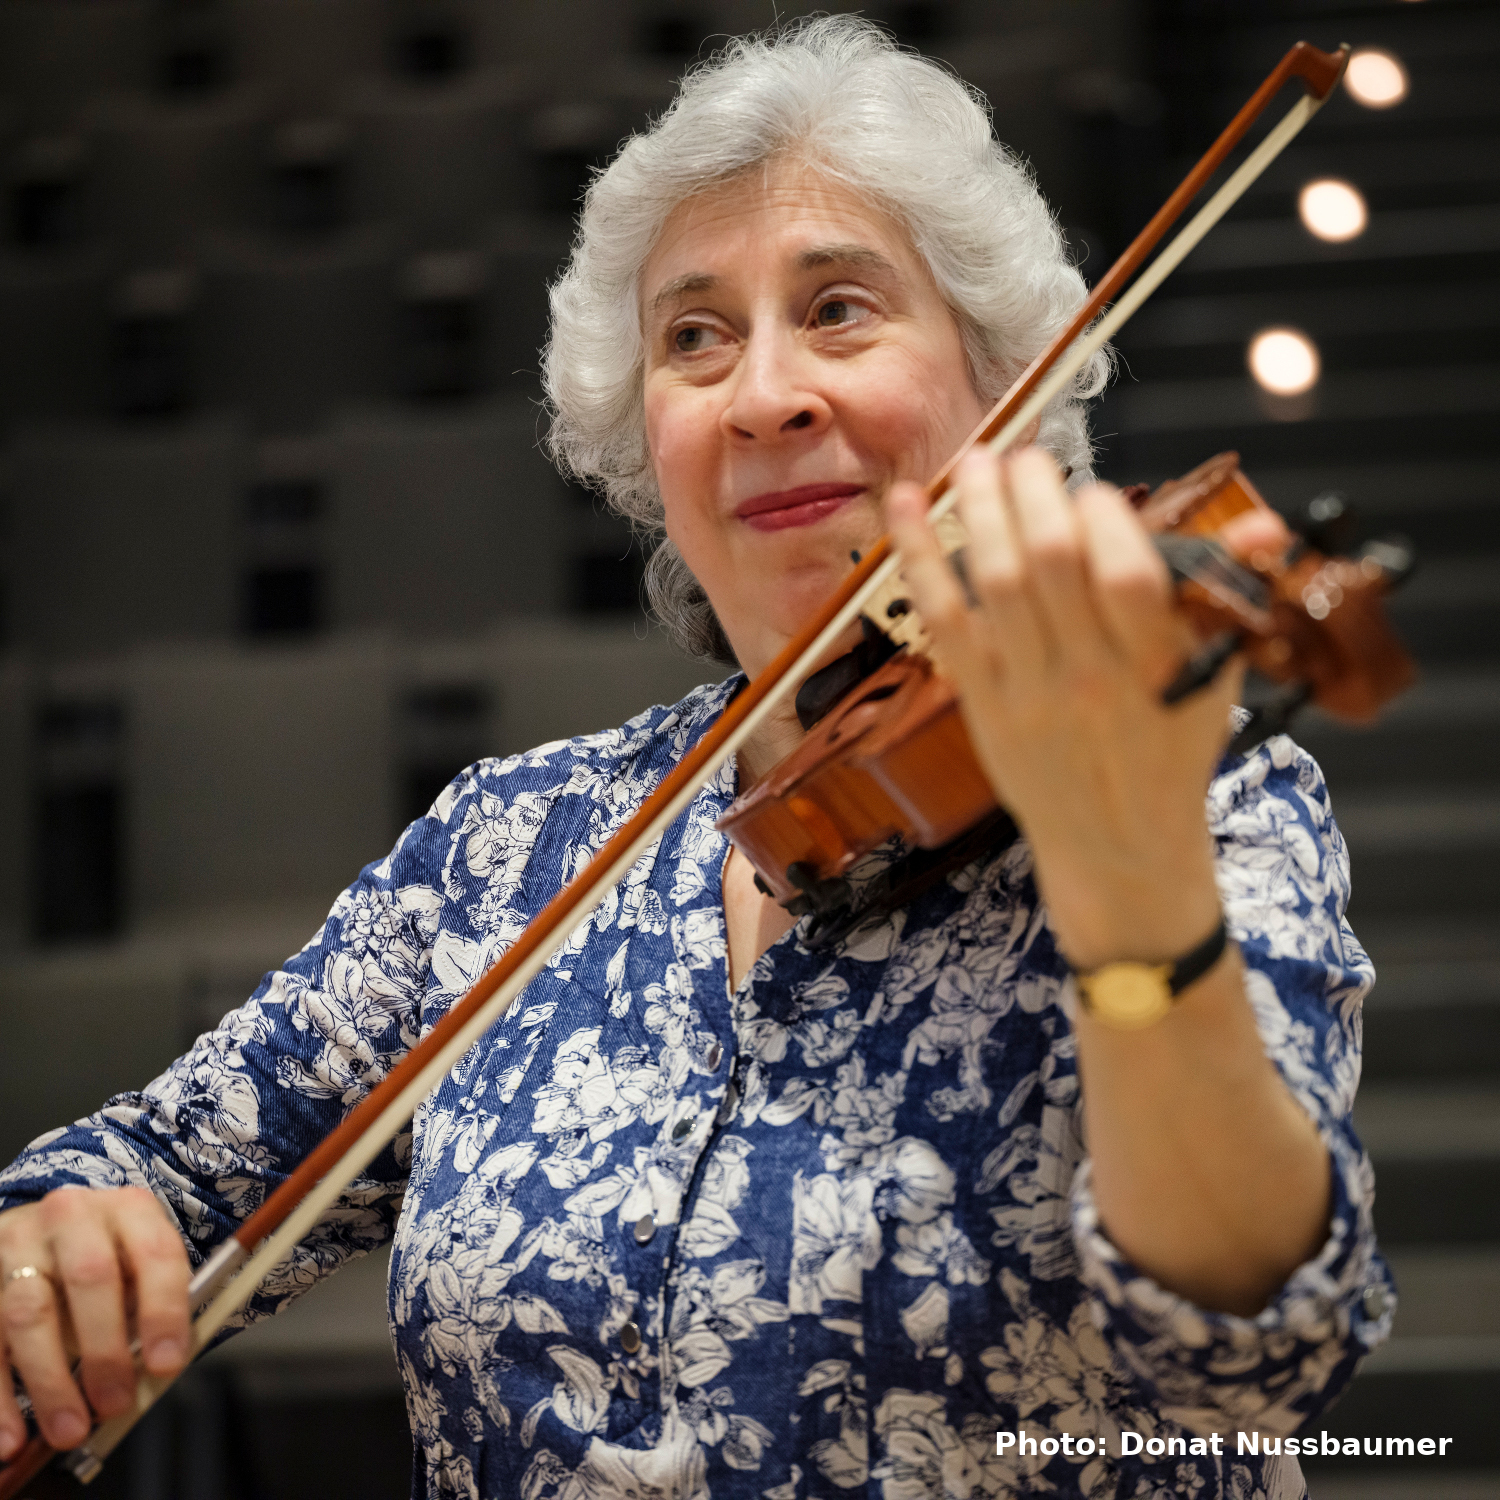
[0,1187,191,1460]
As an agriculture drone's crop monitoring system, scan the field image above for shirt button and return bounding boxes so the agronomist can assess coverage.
[619,1321,642,1354]
[1362,1284,1390,1320]
[633,1213,655,1245]
[707,1041,723,1070]
[671,1116,696,1141]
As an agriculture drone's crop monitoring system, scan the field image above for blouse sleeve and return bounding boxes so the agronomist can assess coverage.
[1067,730,1396,1436]
[0,772,473,1327]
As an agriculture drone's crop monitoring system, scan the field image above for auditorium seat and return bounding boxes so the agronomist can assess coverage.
[0,941,186,1163]
[343,67,533,240]
[326,395,573,634]
[0,243,116,421]
[227,0,387,117]
[467,0,634,84]
[125,634,396,927]
[86,81,275,256]
[0,0,155,132]
[197,223,400,429]
[482,619,713,758]
[0,655,29,953]
[6,415,250,656]
[479,215,570,390]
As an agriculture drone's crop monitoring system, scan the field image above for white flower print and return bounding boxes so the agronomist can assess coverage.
[531,1027,667,1143]
[899,1282,950,1359]
[789,1172,882,1313]
[869,1137,956,1225]
[979,1104,1083,1281]
[893,1212,991,1285]
[871,1390,979,1500]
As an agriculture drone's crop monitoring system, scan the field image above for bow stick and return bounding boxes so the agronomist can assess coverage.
[1,38,1348,1495]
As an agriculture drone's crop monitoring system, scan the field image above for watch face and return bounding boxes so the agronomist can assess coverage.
[1083,963,1173,1029]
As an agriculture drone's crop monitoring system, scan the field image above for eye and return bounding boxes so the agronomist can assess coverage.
[673,324,725,353]
[814,297,872,329]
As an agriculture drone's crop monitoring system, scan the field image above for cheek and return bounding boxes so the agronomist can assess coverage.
[646,385,716,508]
[847,347,982,476]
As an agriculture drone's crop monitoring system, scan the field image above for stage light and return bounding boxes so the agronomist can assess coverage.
[1345,49,1408,108]
[1248,329,1320,396]
[1298,179,1368,242]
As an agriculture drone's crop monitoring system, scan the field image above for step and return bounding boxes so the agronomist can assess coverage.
[1115,280,1500,386]
[1354,1083,1500,1243]
[1335,789,1500,920]
[1298,672,1500,793]
[1297,1246,1500,1480]
[1247,132,1500,204]
[90,1245,406,1500]
[1304,1477,1500,1499]
[1181,203,1500,278]
[1098,360,1500,481]
[1361,959,1500,1082]
[1352,912,1500,968]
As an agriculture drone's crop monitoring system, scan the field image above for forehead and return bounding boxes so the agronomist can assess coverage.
[641,160,926,311]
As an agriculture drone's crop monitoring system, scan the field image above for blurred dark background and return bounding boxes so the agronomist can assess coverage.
[0,0,1496,1495]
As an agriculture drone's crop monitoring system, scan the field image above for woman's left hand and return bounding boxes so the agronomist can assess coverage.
[890,447,1330,1316]
[887,445,1241,972]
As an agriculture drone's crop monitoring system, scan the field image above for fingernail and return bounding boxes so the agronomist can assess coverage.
[50,1411,88,1448]
[148,1338,186,1370]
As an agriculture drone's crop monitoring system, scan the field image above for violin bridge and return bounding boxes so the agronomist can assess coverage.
[876,509,969,662]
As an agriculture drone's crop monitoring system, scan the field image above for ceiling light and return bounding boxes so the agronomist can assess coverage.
[1298,179,1368,242]
[1248,328,1320,396]
[1344,49,1408,108]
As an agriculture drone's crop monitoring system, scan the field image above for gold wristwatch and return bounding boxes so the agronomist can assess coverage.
[1073,919,1229,1030]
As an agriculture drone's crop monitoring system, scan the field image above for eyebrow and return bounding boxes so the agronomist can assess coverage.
[649,272,718,317]
[795,242,899,277]
[646,243,900,318]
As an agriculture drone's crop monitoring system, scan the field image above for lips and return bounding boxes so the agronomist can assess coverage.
[734,482,865,532]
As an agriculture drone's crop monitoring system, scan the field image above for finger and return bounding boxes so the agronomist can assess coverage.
[44,1191,134,1420]
[111,1189,189,1379]
[0,1322,25,1462]
[0,1257,90,1451]
[1075,483,1183,688]
[953,448,1047,684]
[1220,507,1293,567]
[886,481,992,690]
[1004,448,1112,669]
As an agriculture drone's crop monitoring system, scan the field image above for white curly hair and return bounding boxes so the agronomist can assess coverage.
[543,14,1111,663]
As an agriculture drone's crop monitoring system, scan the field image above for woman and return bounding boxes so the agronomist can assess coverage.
[0,19,1390,1500]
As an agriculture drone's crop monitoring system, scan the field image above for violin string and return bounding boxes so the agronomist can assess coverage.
[16,71,1333,1493]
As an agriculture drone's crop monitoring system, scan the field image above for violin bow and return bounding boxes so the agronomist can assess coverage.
[0,39,1348,1496]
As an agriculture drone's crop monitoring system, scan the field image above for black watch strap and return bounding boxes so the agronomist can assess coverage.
[1166,917,1230,996]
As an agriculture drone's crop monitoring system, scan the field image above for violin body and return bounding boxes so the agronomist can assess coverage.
[719,652,989,908]
[717,452,1416,916]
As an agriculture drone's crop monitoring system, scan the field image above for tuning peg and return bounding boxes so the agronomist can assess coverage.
[1357,534,1417,591]
[1295,491,1356,555]
[1228,681,1313,757]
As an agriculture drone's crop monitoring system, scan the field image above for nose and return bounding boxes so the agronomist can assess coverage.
[721,325,832,444]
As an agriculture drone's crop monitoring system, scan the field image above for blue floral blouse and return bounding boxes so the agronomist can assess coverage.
[0,676,1394,1500]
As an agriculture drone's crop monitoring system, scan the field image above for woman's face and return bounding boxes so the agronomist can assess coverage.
[641,160,989,676]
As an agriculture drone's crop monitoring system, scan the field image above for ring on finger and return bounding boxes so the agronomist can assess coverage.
[4,1264,56,1290]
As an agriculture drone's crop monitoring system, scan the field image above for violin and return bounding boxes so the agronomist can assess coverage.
[0,39,1374,1498]
[715,452,1416,944]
